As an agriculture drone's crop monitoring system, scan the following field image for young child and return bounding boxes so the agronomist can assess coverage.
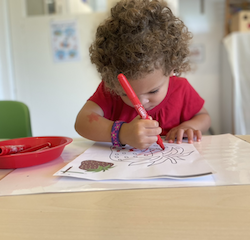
[75,0,211,150]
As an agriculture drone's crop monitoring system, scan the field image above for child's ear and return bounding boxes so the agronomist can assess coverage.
[170,70,175,76]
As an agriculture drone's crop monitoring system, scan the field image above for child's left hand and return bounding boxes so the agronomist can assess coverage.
[165,125,202,144]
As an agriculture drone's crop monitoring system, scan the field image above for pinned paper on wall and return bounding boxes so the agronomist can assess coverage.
[54,142,213,180]
[50,20,81,62]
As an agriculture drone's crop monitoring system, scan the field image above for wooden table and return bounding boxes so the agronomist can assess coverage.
[1,136,250,240]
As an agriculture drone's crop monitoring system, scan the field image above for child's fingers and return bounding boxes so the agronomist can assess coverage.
[145,127,162,136]
[185,129,194,143]
[166,128,200,144]
[134,135,159,150]
[134,115,142,120]
[176,129,185,144]
[134,115,159,128]
[166,130,177,143]
[195,130,202,142]
[138,119,159,129]
[184,130,202,143]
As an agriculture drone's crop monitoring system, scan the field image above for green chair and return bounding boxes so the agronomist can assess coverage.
[0,100,32,139]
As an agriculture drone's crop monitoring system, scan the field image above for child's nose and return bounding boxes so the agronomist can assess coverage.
[139,97,149,106]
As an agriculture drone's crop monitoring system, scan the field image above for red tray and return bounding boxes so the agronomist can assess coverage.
[0,136,72,169]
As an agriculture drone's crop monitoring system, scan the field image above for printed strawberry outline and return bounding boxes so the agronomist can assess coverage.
[109,145,194,167]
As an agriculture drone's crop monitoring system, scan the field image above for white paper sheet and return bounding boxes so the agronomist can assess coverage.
[54,142,213,180]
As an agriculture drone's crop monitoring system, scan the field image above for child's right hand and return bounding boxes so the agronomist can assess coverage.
[119,115,162,149]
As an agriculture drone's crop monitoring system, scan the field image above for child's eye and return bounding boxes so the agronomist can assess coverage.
[149,89,159,94]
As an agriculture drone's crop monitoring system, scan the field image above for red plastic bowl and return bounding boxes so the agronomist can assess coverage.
[0,136,73,169]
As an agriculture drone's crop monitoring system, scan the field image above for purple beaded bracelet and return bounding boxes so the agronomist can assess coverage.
[111,121,126,147]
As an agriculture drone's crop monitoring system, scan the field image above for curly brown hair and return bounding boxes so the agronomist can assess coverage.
[89,0,192,94]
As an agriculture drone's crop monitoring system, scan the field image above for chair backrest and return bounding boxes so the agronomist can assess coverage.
[0,100,32,139]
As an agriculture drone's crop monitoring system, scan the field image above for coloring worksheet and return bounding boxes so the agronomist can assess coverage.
[54,142,213,180]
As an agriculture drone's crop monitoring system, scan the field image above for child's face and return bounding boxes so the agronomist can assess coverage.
[120,69,170,111]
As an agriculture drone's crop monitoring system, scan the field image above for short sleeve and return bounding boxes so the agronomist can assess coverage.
[88,81,113,118]
[180,79,205,122]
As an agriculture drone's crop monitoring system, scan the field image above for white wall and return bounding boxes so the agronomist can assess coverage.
[179,0,225,134]
[7,0,107,137]
[0,0,15,100]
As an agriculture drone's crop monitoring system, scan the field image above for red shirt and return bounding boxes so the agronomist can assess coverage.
[88,76,204,135]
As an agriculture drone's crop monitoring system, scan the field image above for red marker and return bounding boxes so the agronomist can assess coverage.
[19,142,51,153]
[118,73,165,150]
[0,145,31,156]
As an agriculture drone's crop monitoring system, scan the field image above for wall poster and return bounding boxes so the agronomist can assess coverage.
[50,19,81,62]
